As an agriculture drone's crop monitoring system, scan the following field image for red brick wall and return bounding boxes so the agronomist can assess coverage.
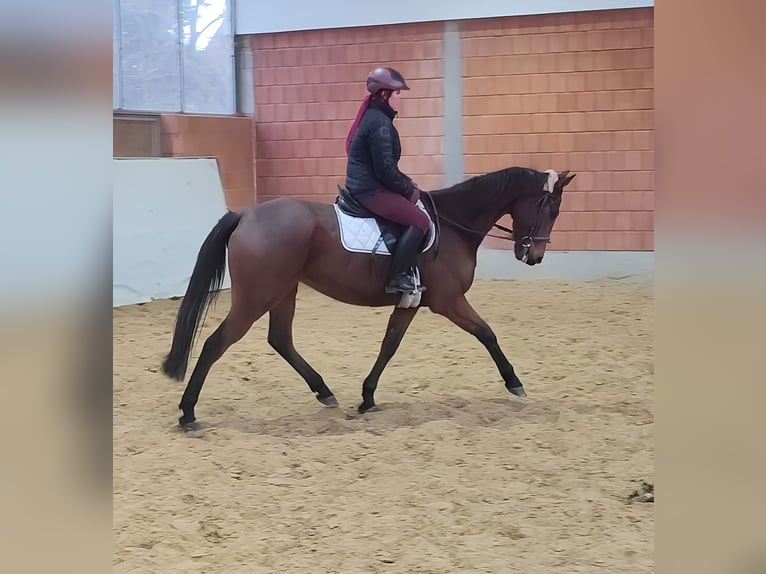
[160,114,256,211]
[249,22,445,205]
[462,8,654,250]
[246,7,654,251]
[113,113,161,157]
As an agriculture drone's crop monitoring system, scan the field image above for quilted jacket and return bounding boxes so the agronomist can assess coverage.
[344,99,416,198]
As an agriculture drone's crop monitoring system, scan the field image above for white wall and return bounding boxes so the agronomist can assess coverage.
[235,0,653,35]
[113,157,231,307]
[476,249,653,281]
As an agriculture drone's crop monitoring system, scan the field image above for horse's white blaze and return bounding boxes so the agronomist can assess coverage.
[543,169,558,193]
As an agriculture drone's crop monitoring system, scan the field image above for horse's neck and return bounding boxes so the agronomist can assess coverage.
[434,178,514,238]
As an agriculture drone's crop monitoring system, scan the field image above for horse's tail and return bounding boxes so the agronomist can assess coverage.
[161,210,242,381]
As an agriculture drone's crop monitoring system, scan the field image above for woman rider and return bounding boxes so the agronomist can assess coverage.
[344,66,430,295]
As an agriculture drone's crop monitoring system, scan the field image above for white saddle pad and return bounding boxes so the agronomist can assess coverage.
[333,199,436,256]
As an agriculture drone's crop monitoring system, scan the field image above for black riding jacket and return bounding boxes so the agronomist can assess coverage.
[344,99,416,197]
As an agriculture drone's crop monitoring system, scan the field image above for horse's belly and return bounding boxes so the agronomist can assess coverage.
[301,265,395,308]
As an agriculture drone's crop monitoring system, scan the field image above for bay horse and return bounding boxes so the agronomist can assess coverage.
[161,166,575,427]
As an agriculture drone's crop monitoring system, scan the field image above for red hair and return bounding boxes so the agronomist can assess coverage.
[345,95,371,155]
[345,90,393,154]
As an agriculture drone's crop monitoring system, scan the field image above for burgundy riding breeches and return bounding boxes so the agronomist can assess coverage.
[355,188,430,233]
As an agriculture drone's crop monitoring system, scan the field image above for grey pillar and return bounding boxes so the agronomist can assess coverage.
[235,37,255,116]
[443,20,464,186]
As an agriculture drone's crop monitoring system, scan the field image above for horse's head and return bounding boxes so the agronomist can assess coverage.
[510,169,575,265]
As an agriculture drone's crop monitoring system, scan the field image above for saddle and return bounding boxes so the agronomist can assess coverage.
[334,185,404,255]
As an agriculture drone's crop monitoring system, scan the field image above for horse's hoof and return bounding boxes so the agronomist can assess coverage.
[178,416,199,431]
[507,385,527,398]
[358,403,380,414]
[317,394,339,408]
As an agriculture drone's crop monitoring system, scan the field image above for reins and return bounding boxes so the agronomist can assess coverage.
[423,191,555,248]
[437,213,517,242]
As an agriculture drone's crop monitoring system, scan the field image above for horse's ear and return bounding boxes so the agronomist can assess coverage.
[555,171,576,194]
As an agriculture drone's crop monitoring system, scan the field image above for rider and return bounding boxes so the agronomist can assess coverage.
[344,66,430,295]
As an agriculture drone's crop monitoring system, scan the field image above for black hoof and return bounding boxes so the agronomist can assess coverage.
[178,417,199,431]
[178,410,197,428]
[358,402,380,414]
[317,394,339,408]
[507,385,527,398]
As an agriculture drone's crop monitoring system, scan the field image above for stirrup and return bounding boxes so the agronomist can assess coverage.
[394,267,425,308]
[385,269,425,295]
[384,272,415,294]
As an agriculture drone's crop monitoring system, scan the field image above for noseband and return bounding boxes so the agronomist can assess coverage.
[518,194,555,260]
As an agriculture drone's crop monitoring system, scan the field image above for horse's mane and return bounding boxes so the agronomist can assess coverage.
[422,167,544,238]
[431,166,542,199]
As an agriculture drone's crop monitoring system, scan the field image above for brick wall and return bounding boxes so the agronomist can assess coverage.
[113,113,161,157]
[462,8,654,250]
[249,22,445,205]
[246,7,654,251]
[159,114,256,211]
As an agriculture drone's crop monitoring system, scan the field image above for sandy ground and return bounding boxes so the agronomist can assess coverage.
[114,278,654,573]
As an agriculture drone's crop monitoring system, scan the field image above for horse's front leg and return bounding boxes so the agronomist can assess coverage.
[437,295,527,397]
[359,306,419,413]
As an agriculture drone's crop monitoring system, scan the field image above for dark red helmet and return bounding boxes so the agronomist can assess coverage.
[366,66,410,95]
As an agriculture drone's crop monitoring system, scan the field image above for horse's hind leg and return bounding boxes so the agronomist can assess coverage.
[268,286,337,407]
[178,306,261,427]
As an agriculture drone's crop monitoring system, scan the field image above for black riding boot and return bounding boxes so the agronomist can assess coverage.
[385,225,426,294]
